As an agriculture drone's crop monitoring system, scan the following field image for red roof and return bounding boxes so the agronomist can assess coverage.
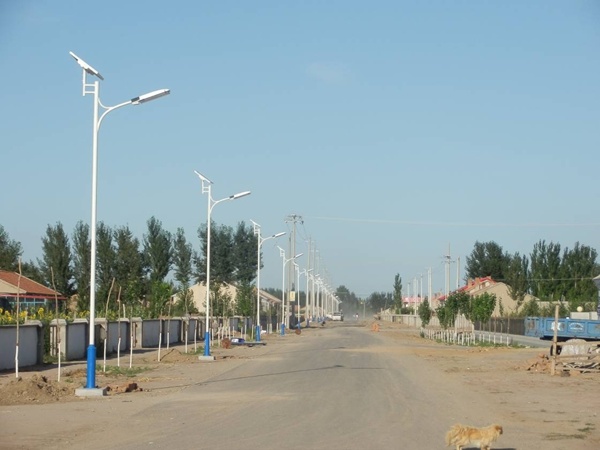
[0,270,65,299]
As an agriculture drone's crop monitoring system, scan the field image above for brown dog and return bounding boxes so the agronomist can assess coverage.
[445,423,503,450]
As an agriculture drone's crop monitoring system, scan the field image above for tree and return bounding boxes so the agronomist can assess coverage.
[393,274,403,313]
[96,222,116,312]
[471,292,497,323]
[235,280,254,317]
[0,225,22,271]
[464,241,509,281]
[72,221,91,311]
[143,216,172,284]
[504,252,530,310]
[232,221,258,284]
[114,225,144,310]
[172,228,194,315]
[530,240,561,300]
[196,221,235,284]
[147,280,173,319]
[38,222,74,297]
[436,291,471,329]
[559,242,598,310]
[368,291,392,312]
[336,285,360,315]
[418,299,432,327]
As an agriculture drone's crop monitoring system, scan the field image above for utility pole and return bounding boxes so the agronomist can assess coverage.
[443,244,455,299]
[456,256,460,289]
[428,267,432,308]
[285,214,303,327]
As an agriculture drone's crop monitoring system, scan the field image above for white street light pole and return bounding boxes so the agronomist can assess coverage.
[70,51,170,393]
[251,221,284,342]
[300,267,313,327]
[277,246,302,334]
[293,262,300,328]
[195,171,250,359]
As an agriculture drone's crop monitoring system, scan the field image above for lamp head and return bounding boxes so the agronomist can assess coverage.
[231,191,251,200]
[273,232,286,238]
[132,89,170,105]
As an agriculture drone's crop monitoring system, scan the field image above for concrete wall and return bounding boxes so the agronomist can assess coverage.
[0,315,255,371]
[0,322,43,370]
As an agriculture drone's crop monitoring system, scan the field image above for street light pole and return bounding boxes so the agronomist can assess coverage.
[195,171,250,359]
[70,51,170,394]
[251,221,284,342]
[300,267,313,327]
[277,246,303,334]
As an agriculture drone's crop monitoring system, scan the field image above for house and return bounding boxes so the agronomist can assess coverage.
[171,282,281,314]
[438,277,537,317]
[0,270,66,311]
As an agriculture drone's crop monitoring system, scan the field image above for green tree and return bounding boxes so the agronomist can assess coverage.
[559,242,598,310]
[464,241,509,281]
[233,221,258,284]
[38,222,74,297]
[417,299,432,327]
[0,225,22,271]
[95,222,116,312]
[504,252,530,310]
[114,225,144,310]
[196,221,235,284]
[471,292,497,323]
[72,221,91,311]
[436,291,471,329]
[235,280,254,317]
[393,274,403,313]
[143,217,172,284]
[147,280,173,318]
[368,291,392,312]
[530,240,561,300]
[172,228,194,315]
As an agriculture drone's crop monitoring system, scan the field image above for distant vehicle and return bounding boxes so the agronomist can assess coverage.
[332,312,344,322]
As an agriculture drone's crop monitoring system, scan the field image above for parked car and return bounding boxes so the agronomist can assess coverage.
[332,312,344,321]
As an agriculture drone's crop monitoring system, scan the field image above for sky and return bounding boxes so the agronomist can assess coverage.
[2,1,600,300]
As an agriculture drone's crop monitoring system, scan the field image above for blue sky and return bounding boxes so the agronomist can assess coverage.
[2,1,600,298]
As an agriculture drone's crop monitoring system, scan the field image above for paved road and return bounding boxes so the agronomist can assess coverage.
[2,323,507,449]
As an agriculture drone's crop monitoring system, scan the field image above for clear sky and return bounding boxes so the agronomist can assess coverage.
[2,1,600,299]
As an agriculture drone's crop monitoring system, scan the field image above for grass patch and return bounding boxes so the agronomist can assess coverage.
[545,433,586,440]
[96,365,149,377]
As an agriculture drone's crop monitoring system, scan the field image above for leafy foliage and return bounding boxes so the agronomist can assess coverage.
[393,274,403,313]
[235,280,254,316]
[464,241,509,281]
[72,221,91,311]
[417,299,432,326]
[470,292,496,323]
[0,225,22,271]
[38,222,74,297]
[143,217,172,284]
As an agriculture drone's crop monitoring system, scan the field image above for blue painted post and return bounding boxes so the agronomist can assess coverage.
[256,325,261,342]
[85,345,96,388]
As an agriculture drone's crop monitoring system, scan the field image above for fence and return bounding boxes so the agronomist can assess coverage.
[0,315,280,371]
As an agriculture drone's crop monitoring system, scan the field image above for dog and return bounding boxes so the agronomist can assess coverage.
[445,423,503,450]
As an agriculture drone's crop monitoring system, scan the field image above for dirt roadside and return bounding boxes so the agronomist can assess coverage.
[1,321,599,448]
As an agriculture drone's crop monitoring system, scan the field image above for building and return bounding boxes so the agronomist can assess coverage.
[171,282,281,314]
[439,277,538,317]
[0,270,66,311]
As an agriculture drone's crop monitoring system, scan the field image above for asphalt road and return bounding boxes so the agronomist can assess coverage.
[2,323,510,449]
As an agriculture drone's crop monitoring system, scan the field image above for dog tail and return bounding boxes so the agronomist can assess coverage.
[445,424,462,446]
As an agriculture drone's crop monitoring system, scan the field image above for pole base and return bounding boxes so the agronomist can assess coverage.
[198,355,215,362]
[75,387,107,397]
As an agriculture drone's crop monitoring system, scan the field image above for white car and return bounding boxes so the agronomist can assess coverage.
[332,312,344,321]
